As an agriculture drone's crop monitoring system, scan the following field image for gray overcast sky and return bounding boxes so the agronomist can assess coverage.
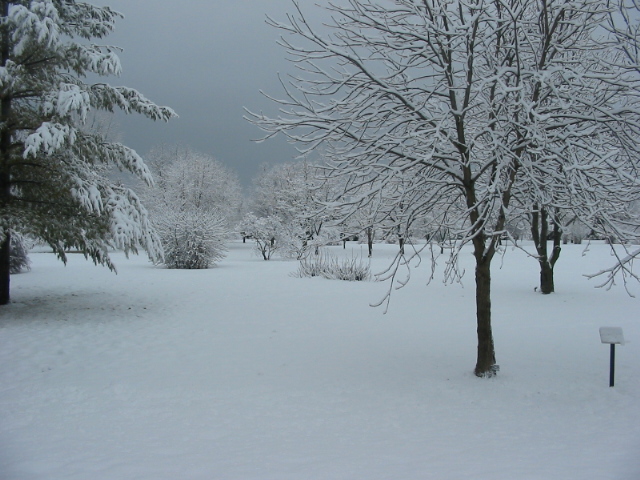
[91,0,318,188]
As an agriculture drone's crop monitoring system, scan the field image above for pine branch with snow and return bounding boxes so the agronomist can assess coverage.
[0,0,176,304]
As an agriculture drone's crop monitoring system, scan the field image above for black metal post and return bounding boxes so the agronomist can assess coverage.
[609,343,615,387]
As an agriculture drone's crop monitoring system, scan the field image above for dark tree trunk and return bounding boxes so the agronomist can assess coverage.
[463,160,500,377]
[367,226,373,258]
[0,230,10,305]
[0,2,11,305]
[539,260,554,294]
[531,206,562,294]
[474,252,497,377]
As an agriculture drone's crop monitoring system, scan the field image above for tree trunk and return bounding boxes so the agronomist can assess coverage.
[474,255,497,377]
[539,260,554,294]
[1,1,12,305]
[367,226,373,258]
[531,206,562,294]
[0,230,10,305]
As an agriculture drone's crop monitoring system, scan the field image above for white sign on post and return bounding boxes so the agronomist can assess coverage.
[599,327,624,387]
[599,327,625,345]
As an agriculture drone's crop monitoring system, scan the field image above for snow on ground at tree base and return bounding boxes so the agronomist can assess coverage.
[0,241,638,480]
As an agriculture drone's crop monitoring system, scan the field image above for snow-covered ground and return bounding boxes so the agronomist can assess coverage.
[1,241,638,480]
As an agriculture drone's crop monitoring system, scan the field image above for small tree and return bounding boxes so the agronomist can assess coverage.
[250,161,337,258]
[238,213,282,260]
[0,1,176,304]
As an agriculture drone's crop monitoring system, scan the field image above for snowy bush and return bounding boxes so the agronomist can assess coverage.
[271,223,307,260]
[277,225,342,260]
[143,146,241,269]
[293,251,371,281]
[9,233,31,274]
[563,219,591,245]
[155,209,227,269]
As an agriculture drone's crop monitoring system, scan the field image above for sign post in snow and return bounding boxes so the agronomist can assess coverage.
[599,327,625,387]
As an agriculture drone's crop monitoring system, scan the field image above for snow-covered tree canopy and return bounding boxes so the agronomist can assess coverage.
[248,160,342,259]
[238,212,282,261]
[145,145,242,223]
[0,0,176,302]
[248,0,640,376]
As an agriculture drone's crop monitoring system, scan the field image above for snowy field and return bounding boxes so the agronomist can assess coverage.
[0,241,638,480]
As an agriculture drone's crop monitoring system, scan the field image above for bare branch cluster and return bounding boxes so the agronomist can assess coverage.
[248,0,640,376]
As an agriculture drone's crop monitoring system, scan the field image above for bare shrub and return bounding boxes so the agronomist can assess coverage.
[293,251,370,281]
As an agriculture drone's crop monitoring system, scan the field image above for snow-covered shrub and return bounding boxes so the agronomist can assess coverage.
[278,225,342,260]
[271,223,307,260]
[293,251,371,281]
[155,209,227,269]
[293,253,325,278]
[10,233,31,274]
[327,255,371,281]
[563,219,591,245]
[143,146,241,269]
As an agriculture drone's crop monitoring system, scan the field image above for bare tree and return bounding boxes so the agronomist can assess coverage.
[249,160,339,259]
[248,0,640,377]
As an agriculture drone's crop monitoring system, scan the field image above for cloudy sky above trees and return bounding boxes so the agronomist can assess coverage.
[92,0,320,187]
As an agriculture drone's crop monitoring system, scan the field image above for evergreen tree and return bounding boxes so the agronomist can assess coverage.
[0,1,176,304]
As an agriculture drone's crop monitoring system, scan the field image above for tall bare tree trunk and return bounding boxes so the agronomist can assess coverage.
[473,242,497,377]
